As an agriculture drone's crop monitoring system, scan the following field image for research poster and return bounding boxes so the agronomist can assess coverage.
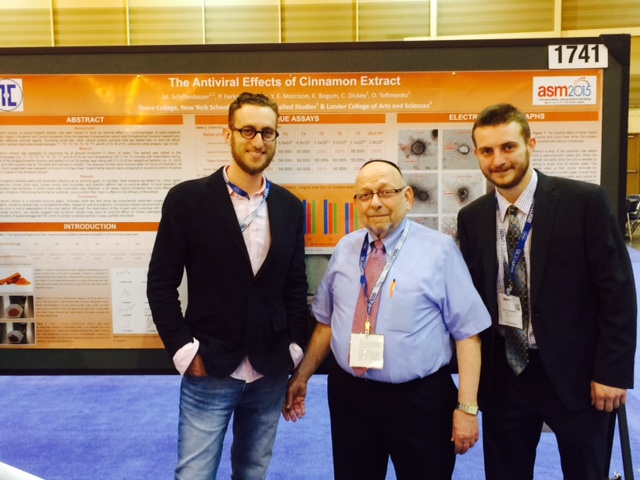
[0,69,603,348]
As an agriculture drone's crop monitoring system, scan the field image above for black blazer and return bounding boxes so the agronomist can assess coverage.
[147,167,308,378]
[457,170,636,412]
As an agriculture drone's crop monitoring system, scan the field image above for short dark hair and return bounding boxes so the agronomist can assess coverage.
[472,103,530,147]
[360,159,404,177]
[228,92,279,126]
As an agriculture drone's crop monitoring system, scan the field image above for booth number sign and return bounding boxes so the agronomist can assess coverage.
[548,44,608,69]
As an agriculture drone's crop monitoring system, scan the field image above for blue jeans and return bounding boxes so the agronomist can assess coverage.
[175,373,288,480]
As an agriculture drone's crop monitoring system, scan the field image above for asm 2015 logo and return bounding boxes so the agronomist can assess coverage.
[0,78,24,112]
[532,76,597,105]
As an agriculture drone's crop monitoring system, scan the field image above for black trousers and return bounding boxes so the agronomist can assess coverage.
[482,347,611,480]
[327,366,457,480]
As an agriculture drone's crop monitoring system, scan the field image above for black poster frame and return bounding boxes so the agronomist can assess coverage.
[0,34,630,373]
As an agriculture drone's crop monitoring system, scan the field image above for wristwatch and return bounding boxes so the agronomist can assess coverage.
[456,402,479,415]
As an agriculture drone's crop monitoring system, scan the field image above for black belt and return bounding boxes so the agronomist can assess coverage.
[335,365,450,389]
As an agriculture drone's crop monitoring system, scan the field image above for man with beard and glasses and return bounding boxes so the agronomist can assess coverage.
[147,92,308,480]
[457,103,636,479]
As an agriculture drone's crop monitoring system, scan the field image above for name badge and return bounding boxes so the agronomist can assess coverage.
[498,293,524,329]
[349,333,384,369]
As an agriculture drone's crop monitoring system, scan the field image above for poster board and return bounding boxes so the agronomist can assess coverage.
[0,35,630,372]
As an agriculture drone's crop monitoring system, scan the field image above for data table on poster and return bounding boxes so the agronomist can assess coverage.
[274,122,388,180]
[194,114,392,184]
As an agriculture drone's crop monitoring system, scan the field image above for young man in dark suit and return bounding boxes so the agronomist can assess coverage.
[147,92,308,480]
[457,103,636,480]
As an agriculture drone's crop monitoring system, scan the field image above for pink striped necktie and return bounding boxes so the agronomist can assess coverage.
[351,239,386,376]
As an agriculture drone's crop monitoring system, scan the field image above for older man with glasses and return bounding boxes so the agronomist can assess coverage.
[283,159,491,480]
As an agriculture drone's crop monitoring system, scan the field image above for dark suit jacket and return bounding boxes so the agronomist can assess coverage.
[147,167,308,378]
[457,170,636,412]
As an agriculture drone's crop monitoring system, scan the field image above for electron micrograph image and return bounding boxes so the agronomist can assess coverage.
[305,254,331,296]
[405,172,438,215]
[441,172,485,214]
[440,216,458,240]
[442,129,476,170]
[409,216,438,231]
[398,129,438,170]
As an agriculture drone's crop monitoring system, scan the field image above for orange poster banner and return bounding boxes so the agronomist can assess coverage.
[4,70,602,116]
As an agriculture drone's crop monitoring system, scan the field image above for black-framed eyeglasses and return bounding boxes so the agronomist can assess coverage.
[230,125,279,142]
[353,187,406,203]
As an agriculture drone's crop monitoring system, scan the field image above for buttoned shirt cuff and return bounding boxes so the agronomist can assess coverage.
[173,339,200,377]
[290,342,304,369]
[173,339,302,377]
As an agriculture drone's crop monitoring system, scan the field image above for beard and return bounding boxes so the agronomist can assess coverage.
[230,142,275,176]
[488,151,530,190]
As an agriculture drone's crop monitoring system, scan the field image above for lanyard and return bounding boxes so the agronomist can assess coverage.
[497,201,534,296]
[358,221,410,318]
[223,169,270,233]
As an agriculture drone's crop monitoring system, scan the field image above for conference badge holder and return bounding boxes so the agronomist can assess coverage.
[498,293,524,329]
[349,332,384,369]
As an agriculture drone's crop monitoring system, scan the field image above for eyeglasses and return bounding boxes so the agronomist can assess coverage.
[353,187,406,203]
[230,125,279,142]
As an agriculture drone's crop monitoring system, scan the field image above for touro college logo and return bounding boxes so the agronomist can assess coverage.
[0,78,24,112]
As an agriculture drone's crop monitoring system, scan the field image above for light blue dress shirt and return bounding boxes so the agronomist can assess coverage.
[311,218,491,383]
